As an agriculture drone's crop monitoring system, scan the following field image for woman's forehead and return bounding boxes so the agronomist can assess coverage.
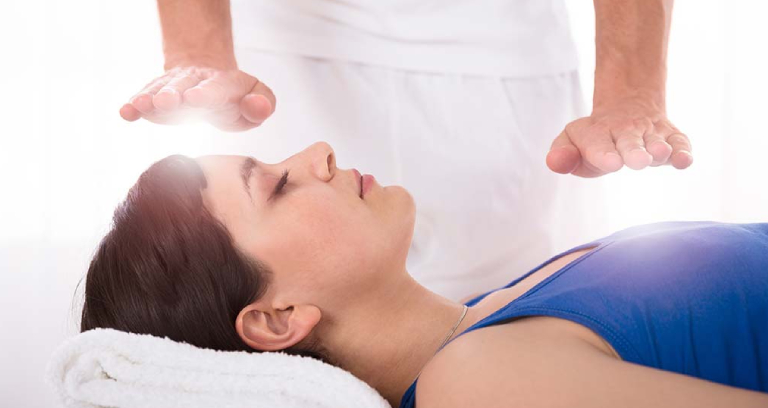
[195,154,247,166]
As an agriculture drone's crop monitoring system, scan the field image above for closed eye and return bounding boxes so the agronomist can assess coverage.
[268,169,290,201]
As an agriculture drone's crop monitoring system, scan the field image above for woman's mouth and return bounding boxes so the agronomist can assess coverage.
[361,174,375,197]
[352,169,375,198]
[352,169,363,198]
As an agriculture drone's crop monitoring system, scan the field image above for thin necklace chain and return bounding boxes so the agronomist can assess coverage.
[436,305,468,351]
[412,304,469,383]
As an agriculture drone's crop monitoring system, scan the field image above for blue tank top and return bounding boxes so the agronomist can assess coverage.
[399,221,768,408]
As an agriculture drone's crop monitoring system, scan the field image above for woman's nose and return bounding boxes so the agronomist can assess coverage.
[303,141,336,181]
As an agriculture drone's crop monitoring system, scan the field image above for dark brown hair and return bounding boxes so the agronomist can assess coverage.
[79,155,332,363]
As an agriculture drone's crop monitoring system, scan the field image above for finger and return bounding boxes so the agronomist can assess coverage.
[153,71,202,111]
[119,103,141,121]
[575,127,623,173]
[666,132,693,169]
[644,122,674,166]
[546,130,581,174]
[614,124,653,170]
[241,80,276,123]
[207,104,262,131]
[569,160,611,178]
[129,77,171,115]
[183,78,229,108]
[207,104,243,126]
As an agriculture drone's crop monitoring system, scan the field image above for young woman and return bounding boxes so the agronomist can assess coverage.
[80,142,767,407]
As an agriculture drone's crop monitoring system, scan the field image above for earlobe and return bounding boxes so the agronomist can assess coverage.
[236,303,322,352]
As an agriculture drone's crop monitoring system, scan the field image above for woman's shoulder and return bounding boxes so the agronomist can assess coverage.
[413,316,768,408]
[414,316,616,407]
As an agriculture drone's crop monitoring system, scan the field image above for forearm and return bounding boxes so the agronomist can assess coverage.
[157,0,237,70]
[592,0,673,111]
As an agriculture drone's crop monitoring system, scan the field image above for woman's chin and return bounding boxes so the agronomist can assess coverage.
[387,185,416,216]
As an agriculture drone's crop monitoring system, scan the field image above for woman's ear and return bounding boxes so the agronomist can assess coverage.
[235,302,322,351]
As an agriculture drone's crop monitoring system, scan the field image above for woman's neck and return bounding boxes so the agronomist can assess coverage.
[317,272,484,407]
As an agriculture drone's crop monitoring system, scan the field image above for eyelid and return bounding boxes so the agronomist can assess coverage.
[268,169,290,201]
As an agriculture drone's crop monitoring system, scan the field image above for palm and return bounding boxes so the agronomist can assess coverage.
[120,67,276,131]
[546,98,693,178]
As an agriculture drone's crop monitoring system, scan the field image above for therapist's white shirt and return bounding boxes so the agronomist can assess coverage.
[230,0,578,77]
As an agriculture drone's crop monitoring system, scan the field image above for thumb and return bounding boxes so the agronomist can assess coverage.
[241,80,277,124]
[546,130,581,174]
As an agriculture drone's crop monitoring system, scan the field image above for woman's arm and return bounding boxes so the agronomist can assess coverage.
[417,317,768,407]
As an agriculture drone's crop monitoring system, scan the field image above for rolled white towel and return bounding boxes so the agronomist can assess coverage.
[45,328,392,408]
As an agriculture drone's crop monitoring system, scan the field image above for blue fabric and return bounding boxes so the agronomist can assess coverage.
[399,222,768,408]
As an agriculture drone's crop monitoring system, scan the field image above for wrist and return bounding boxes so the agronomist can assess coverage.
[593,59,667,113]
[593,50,667,112]
[157,0,236,71]
[163,50,237,71]
[592,86,666,114]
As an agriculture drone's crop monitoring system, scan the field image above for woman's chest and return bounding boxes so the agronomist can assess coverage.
[471,246,596,317]
[465,245,619,359]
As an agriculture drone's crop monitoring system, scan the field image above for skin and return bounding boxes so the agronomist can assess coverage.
[196,142,768,407]
[120,0,275,131]
[546,0,693,177]
[123,0,692,176]
[196,141,462,405]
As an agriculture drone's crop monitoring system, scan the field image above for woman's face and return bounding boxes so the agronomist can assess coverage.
[196,142,415,306]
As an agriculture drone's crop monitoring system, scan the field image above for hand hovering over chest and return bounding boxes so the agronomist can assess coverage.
[547,95,691,177]
[546,0,692,178]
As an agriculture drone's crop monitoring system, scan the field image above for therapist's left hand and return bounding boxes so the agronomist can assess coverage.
[546,96,692,178]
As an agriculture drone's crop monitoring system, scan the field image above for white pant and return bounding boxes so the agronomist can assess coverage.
[234,49,607,301]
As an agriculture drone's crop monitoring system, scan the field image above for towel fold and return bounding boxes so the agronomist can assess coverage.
[45,328,391,408]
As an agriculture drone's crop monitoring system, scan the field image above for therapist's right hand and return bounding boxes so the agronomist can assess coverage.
[119,66,276,131]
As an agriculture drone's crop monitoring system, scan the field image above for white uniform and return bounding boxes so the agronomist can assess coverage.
[230,0,606,301]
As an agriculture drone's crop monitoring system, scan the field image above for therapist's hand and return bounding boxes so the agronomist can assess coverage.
[546,96,692,178]
[119,66,276,131]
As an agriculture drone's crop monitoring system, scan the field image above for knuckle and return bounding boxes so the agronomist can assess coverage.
[615,138,641,151]
[611,119,636,133]
[667,133,690,146]
[564,117,590,134]
[643,130,665,142]
[585,143,611,157]
[636,117,654,129]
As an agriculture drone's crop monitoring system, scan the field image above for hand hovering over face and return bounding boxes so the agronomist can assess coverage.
[120,66,276,131]
[120,0,275,131]
[546,96,692,178]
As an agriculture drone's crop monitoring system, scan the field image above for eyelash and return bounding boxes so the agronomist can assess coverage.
[271,169,290,197]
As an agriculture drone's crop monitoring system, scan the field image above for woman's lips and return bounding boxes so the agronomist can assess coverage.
[352,169,363,198]
[361,174,376,197]
[351,169,375,198]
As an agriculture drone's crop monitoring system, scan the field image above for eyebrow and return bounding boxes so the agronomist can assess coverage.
[240,157,258,198]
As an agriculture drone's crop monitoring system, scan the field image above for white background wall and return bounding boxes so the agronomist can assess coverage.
[1,1,766,407]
